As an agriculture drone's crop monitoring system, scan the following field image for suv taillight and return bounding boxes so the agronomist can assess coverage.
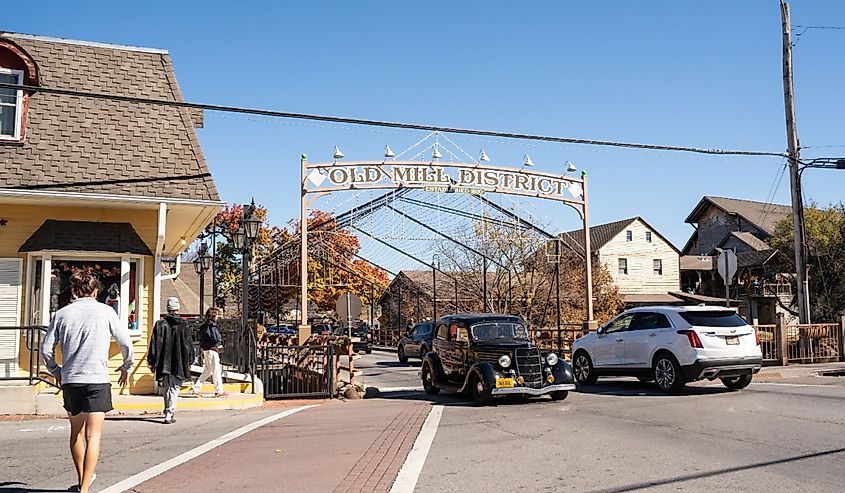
[678,329,703,348]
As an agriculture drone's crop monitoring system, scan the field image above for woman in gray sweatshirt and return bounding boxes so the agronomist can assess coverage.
[42,271,133,493]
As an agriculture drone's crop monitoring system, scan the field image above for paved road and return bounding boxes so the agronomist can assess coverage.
[361,351,845,492]
[4,350,844,492]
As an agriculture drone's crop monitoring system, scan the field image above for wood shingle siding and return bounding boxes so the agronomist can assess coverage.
[598,219,680,296]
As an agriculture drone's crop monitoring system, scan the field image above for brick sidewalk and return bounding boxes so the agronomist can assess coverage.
[128,399,432,493]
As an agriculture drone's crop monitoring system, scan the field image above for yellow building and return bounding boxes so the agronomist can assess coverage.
[0,33,222,396]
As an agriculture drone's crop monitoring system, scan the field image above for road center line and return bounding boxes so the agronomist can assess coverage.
[389,405,444,493]
[99,404,318,493]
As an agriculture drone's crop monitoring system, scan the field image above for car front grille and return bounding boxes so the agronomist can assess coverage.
[515,347,543,388]
[474,349,510,364]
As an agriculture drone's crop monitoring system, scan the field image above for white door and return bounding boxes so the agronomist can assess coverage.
[0,258,23,378]
[593,314,633,367]
[624,312,672,366]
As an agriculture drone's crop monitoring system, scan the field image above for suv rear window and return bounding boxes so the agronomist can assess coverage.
[679,311,748,327]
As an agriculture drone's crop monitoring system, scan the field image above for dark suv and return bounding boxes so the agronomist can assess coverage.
[421,314,575,405]
[397,322,434,363]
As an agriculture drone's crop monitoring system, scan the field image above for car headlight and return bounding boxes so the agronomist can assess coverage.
[498,354,512,368]
[546,353,559,366]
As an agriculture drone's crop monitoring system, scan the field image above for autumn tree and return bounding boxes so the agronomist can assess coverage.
[770,202,845,322]
[198,203,288,312]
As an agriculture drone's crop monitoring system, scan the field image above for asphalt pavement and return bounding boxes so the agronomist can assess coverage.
[3,350,844,492]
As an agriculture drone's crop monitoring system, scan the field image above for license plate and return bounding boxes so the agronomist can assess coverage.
[725,336,739,345]
[495,378,514,388]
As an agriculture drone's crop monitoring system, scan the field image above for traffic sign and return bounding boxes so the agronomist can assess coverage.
[716,249,737,283]
[336,292,362,329]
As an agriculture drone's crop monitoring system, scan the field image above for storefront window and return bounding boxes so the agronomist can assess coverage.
[27,255,143,334]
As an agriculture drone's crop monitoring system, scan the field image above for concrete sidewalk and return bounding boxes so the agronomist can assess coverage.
[126,399,432,493]
[757,361,845,380]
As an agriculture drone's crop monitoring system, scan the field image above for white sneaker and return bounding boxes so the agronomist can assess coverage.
[163,413,173,424]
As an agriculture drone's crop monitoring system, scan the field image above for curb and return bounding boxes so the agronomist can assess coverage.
[373,346,398,354]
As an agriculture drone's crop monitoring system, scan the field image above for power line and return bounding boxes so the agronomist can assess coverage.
[0,81,787,159]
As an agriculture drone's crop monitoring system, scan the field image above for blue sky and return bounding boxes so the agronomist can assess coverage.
[6,1,845,250]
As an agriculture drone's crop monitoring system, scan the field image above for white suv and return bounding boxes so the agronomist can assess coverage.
[571,305,763,394]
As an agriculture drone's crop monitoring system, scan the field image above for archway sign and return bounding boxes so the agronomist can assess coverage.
[298,154,596,341]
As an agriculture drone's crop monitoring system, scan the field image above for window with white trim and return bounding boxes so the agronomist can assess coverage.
[626,230,633,242]
[653,259,663,275]
[645,231,652,242]
[0,68,23,140]
[618,258,628,275]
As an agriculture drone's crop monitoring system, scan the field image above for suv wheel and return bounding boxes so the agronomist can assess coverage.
[653,354,685,394]
[421,361,440,395]
[573,352,598,385]
[721,374,752,390]
[471,375,493,406]
[398,344,408,364]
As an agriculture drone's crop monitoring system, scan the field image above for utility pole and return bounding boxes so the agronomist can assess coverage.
[780,1,811,324]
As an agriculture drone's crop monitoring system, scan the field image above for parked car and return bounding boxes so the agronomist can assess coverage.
[421,314,575,405]
[397,322,434,363]
[266,324,297,335]
[311,323,334,336]
[347,324,373,354]
[571,305,763,394]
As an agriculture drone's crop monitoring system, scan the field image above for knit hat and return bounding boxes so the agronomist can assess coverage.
[166,297,181,312]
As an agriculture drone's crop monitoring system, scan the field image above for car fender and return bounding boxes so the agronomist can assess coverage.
[551,360,575,384]
[459,361,497,393]
[422,351,446,384]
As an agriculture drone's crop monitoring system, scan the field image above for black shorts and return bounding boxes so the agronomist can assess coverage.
[62,383,113,415]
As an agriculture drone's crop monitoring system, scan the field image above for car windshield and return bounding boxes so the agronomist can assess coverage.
[679,311,748,327]
[470,322,528,341]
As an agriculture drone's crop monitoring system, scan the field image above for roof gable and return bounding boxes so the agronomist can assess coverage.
[18,220,153,255]
[559,216,679,254]
[718,231,771,252]
[0,33,219,202]
[684,196,790,236]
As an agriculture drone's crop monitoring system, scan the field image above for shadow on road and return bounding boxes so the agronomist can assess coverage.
[0,482,74,493]
[105,415,166,424]
[370,388,566,407]
[575,380,732,397]
[373,361,421,368]
[596,447,845,493]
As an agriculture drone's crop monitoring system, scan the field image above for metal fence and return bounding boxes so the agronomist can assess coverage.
[529,325,584,359]
[370,328,402,348]
[754,324,779,364]
[187,318,254,375]
[259,344,334,399]
[0,326,56,386]
[785,323,842,364]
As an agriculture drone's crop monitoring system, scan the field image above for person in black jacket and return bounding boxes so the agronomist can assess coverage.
[147,297,193,424]
[190,307,228,397]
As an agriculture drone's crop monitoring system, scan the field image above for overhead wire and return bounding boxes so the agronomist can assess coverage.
[0,81,787,159]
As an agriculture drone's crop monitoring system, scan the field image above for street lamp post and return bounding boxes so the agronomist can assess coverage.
[193,243,212,316]
[232,200,262,334]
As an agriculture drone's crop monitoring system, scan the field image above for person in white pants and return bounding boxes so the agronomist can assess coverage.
[192,308,228,397]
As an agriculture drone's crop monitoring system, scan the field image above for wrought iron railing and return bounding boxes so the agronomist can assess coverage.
[0,325,57,387]
[259,344,334,399]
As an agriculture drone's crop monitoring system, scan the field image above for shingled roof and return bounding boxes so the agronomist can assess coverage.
[0,33,219,202]
[685,197,790,236]
[558,216,679,254]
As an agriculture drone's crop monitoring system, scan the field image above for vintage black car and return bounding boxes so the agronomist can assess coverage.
[421,314,575,405]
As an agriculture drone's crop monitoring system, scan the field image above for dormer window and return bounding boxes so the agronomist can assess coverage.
[0,68,23,140]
